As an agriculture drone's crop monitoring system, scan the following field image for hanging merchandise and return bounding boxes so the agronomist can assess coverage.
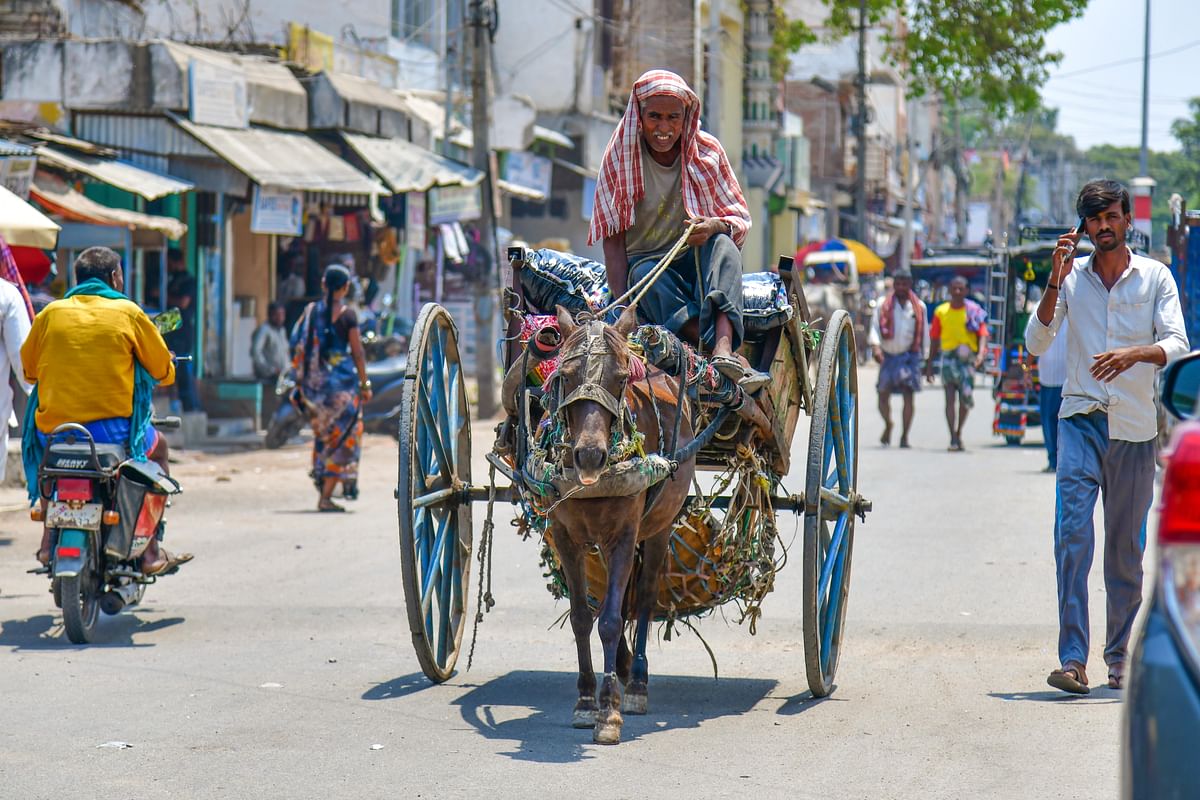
[327,215,346,242]
[343,212,361,243]
[440,223,465,263]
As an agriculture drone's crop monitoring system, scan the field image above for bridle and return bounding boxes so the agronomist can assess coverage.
[555,318,632,446]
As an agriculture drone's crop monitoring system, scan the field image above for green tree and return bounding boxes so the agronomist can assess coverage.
[1169,98,1200,204]
[821,0,1090,115]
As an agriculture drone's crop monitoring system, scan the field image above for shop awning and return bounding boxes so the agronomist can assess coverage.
[0,184,60,248]
[533,125,573,149]
[497,179,546,202]
[31,176,187,239]
[341,132,483,194]
[173,118,386,197]
[37,145,193,201]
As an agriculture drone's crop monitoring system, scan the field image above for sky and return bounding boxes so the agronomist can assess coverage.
[1041,0,1198,153]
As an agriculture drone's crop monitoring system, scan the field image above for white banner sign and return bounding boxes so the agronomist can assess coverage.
[429,184,481,224]
[504,151,552,198]
[406,192,427,250]
[251,185,303,236]
[189,59,249,129]
[0,156,37,199]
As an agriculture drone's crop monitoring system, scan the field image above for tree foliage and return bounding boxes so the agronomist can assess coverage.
[819,0,1090,116]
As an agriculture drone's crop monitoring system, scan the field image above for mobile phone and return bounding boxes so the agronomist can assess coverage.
[1076,216,1087,235]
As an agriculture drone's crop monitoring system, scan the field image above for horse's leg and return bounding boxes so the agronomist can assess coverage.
[554,525,598,729]
[624,530,669,715]
[594,524,638,745]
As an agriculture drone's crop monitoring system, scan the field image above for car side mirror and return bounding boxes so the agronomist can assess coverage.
[1161,351,1200,420]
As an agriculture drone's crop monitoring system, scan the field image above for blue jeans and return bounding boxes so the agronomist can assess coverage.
[1054,412,1154,672]
[175,359,200,412]
[1039,385,1063,468]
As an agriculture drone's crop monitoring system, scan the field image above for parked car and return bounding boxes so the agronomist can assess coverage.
[1122,350,1200,799]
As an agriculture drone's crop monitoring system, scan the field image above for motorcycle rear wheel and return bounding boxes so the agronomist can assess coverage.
[61,557,101,644]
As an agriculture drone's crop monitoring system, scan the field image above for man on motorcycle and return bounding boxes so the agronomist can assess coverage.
[22,247,192,575]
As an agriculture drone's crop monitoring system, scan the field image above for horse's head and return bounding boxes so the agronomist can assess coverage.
[555,304,638,486]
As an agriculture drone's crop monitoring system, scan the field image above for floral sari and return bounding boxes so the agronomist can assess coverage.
[292,300,362,483]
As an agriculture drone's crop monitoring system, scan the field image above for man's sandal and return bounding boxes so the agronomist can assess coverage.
[1047,664,1090,695]
[1108,667,1124,690]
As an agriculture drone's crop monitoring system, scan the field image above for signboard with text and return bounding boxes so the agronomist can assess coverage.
[503,151,552,199]
[429,184,482,224]
[251,185,303,236]
[189,58,249,129]
[0,156,37,199]
[406,192,427,250]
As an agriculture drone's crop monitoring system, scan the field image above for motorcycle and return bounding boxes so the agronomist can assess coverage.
[29,417,183,644]
[263,333,407,449]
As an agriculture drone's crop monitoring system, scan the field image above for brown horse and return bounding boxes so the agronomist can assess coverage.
[549,305,695,744]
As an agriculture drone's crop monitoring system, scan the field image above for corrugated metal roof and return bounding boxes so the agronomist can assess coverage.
[533,125,573,149]
[341,133,482,194]
[31,174,185,238]
[75,114,212,159]
[325,73,409,113]
[497,179,546,202]
[0,138,37,157]
[37,145,193,200]
[173,119,386,196]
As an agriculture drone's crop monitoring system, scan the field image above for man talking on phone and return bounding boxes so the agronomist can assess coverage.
[1025,179,1188,695]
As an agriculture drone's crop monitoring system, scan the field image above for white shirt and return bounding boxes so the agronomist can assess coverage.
[1025,250,1190,442]
[1036,317,1069,387]
[0,281,31,481]
[868,296,929,358]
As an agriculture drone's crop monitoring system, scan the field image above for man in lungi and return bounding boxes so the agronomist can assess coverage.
[868,269,927,448]
[925,276,989,451]
[588,69,768,391]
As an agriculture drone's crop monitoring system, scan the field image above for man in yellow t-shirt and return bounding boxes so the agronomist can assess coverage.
[924,276,989,451]
[23,247,189,574]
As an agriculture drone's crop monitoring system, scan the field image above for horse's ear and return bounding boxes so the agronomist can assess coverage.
[555,305,576,339]
[613,304,638,336]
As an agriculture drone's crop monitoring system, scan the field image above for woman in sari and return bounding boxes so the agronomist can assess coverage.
[292,264,373,511]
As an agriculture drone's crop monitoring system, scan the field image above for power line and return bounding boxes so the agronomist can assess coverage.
[1048,38,1200,80]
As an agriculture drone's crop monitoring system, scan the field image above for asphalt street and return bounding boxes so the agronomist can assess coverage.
[0,365,1134,799]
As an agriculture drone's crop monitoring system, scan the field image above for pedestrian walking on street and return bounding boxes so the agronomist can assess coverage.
[924,276,989,451]
[868,269,927,448]
[1036,316,1068,472]
[291,265,373,513]
[1026,179,1189,695]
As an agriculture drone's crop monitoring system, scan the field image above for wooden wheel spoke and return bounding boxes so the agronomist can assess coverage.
[416,386,454,481]
[817,513,850,603]
[420,505,452,616]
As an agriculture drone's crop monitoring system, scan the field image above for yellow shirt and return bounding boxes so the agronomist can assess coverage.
[931,302,981,353]
[22,295,176,432]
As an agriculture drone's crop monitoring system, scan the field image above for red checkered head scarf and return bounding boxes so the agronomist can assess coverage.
[587,69,751,249]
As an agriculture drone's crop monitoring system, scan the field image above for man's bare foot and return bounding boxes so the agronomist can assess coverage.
[35,528,51,565]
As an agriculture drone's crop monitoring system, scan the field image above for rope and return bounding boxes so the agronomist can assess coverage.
[605,223,697,312]
[467,463,498,671]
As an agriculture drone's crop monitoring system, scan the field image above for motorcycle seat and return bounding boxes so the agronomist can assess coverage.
[46,442,128,471]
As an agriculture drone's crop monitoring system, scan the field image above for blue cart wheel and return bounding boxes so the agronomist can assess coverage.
[802,309,858,698]
[397,303,473,683]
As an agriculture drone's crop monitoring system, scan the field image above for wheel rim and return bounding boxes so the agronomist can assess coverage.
[397,304,472,682]
[803,311,858,697]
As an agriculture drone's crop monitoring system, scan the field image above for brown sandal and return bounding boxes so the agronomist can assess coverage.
[1047,664,1090,695]
[1107,666,1124,690]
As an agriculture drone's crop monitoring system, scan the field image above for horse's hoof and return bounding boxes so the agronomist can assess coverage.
[622,691,648,715]
[572,708,597,728]
[593,721,621,745]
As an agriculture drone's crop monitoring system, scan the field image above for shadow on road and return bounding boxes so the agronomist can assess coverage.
[987,690,1120,704]
[437,669,776,763]
[775,689,844,716]
[0,612,184,650]
[361,673,433,701]
[0,536,13,547]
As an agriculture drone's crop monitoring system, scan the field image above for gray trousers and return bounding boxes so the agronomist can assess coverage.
[1054,411,1155,671]
[628,233,744,351]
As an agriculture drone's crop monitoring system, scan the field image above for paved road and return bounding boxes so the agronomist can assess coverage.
[0,367,1130,799]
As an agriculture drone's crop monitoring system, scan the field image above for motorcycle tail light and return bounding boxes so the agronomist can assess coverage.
[56,546,81,558]
[1157,423,1200,669]
[56,478,93,502]
[102,510,120,526]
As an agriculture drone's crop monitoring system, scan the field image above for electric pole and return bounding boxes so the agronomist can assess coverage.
[469,0,498,417]
[854,0,868,243]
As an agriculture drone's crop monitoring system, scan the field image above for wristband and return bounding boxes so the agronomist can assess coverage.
[1047,283,1060,291]
[359,379,372,392]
